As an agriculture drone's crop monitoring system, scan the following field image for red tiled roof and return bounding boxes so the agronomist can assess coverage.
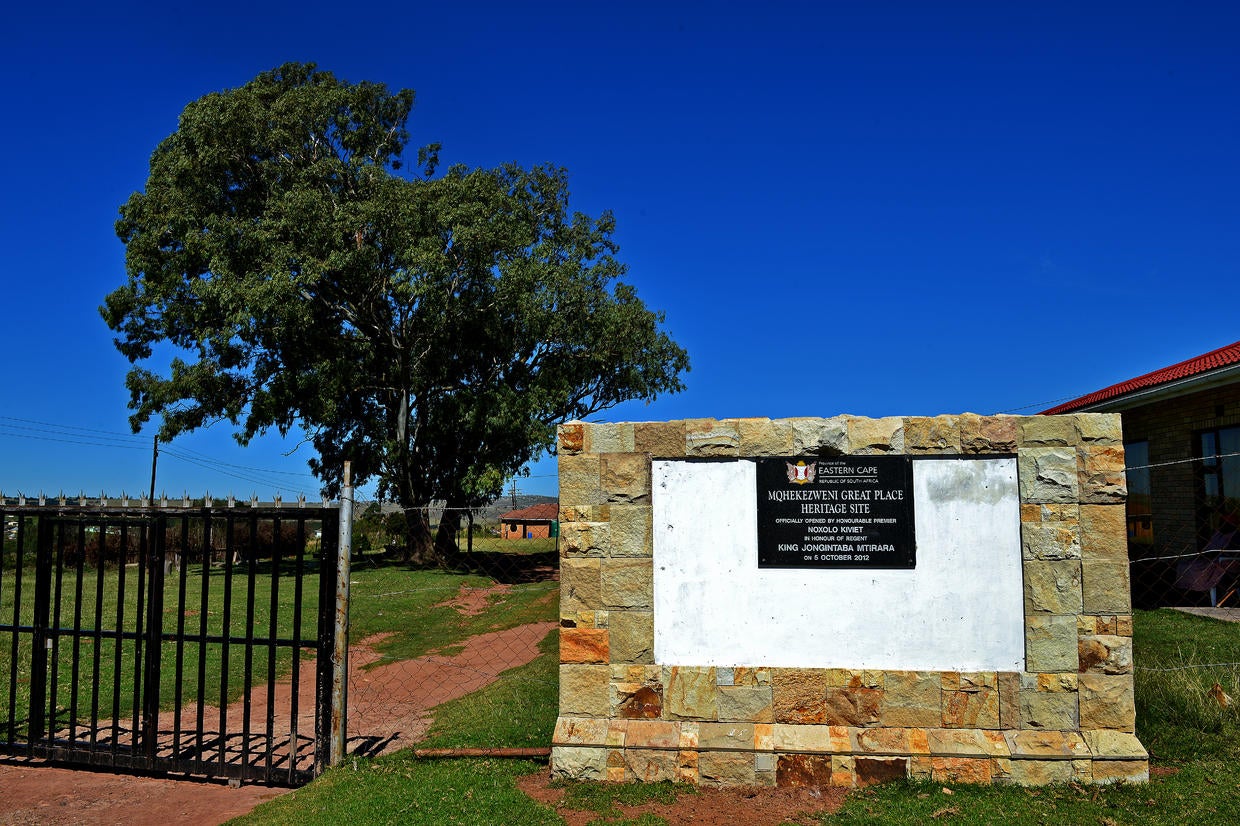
[1042,340,1240,414]
[500,502,559,522]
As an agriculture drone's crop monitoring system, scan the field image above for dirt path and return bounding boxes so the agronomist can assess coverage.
[0,619,555,825]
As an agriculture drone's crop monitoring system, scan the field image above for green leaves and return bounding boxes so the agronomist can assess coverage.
[103,62,688,535]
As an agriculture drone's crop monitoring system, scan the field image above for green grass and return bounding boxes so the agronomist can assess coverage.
[1130,608,1240,763]
[346,556,558,665]
[1,558,321,739]
[415,627,559,750]
[236,606,1240,826]
[229,755,559,826]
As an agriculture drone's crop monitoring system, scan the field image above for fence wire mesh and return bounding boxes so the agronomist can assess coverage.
[344,504,559,757]
[1125,443,1240,765]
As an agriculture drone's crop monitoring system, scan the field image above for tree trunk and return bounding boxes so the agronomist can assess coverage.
[402,507,438,566]
[434,506,463,565]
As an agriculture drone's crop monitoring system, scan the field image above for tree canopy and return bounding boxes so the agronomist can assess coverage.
[102,63,689,561]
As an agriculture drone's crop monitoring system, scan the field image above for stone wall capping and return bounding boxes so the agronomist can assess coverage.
[551,415,1144,787]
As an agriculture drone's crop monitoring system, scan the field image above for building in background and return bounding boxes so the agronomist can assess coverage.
[499,502,560,540]
[1044,340,1240,607]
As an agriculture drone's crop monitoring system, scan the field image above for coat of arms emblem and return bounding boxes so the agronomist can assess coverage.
[786,460,816,485]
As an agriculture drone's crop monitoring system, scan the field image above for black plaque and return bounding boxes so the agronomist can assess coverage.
[756,456,916,569]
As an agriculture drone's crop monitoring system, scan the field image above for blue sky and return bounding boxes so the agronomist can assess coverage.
[2,1,1237,501]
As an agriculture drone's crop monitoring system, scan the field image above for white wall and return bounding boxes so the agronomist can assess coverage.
[651,457,1025,672]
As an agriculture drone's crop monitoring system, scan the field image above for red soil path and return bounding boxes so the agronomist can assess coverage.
[0,616,554,825]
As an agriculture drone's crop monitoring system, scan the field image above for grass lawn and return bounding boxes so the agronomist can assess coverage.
[237,607,1240,825]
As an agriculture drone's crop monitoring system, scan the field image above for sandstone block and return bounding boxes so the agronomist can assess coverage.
[881,671,941,728]
[1079,674,1135,731]
[1005,730,1089,758]
[559,453,602,506]
[585,423,635,454]
[717,686,774,722]
[1078,634,1133,674]
[561,628,608,663]
[560,557,602,615]
[1073,414,1122,445]
[554,717,610,746]
[608,610,654,663]
[551,746,608,780]
[698,751,756,786]
[1019,448,1081,503]
[634,421,687,457]
[847,416,904,454]
[686,421,740,457]
[1008,758,1073,786]
[1092,759,1149,784]
[1079,505,1128,561]
[1026,615,1079,672]
[854,726,916,754]
[998,672,1021,730]
[790,416,850,455]
[1082,561,1131,614]
[1024,560,1083,614]
[926,728,1008,757]
[601,453,651,503]
[1022,502,1080,523]
[737,418,795,456]
[559,422,585,454]
[609,504,653,557]
[560,665,610,717]
[1079,446,1127,503]
[1019,417,1078,447]
[1083,729,1147,759]
[830,755,856,787]
[625,720,680,749]
[903,416,961,454]
[666,666,720,720]
[824,683,883,727]
[623,749,677,782]
[1019,687,1079,731]
[771,724,837,753]
[931,756,992,784]
[700,722,755,751]
[600,558,653,609]
[614,682,663,719]
[1021,521,1081,560]
[561,521,609,558]
[960,414,1018,454]
[772,668,828,724]
[942,674,1000,729]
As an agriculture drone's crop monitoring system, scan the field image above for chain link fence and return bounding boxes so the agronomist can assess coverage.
[343,504,559,758]
[1128,446,1240,611]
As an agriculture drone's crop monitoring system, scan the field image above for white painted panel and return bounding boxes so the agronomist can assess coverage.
[652,458,1024,671]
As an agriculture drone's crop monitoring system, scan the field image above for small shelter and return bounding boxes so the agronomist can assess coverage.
[499,502,559,540]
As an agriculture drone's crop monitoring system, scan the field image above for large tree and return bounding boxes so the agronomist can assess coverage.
[102,63,688,563]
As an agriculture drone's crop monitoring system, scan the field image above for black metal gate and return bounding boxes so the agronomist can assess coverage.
[0,499,341,786]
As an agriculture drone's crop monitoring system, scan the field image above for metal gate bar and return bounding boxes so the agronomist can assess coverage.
[0,501,342,786]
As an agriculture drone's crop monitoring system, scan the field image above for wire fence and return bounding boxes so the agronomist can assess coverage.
[1127,449,1240,611]
[343,504,559,757]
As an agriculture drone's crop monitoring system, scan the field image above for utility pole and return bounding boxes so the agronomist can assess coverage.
[509,479,518,510]
[148,435,159,503]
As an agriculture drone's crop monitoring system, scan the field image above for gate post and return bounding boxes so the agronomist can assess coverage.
[142,514,167,767]
[329,462,353,766]
[28,515,54,750]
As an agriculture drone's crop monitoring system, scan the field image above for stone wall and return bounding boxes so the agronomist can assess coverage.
[551,415,1147,787]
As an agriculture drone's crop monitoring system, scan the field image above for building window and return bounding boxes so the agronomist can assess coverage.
[1197,426,1240,550]
[1125,440,1153,547]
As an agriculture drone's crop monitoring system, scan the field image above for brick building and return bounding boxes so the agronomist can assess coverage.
[1044,340,1240,606]
[499,502,559,540]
